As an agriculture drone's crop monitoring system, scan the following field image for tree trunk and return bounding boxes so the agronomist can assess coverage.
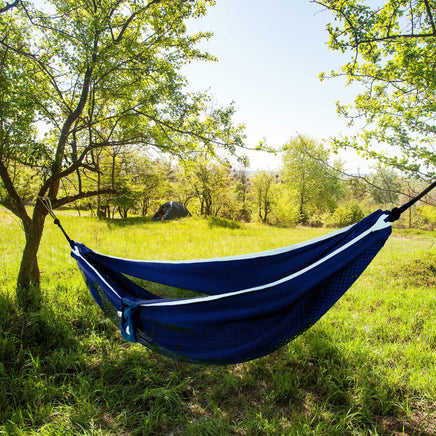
[141,198,148,216]
[299,192,305,224]
[16,203,47,310]
[118,207,128,219]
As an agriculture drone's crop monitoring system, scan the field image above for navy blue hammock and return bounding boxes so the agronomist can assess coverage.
[44,183,435,365]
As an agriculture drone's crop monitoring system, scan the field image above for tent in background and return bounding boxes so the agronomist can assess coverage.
[152,201,190,221]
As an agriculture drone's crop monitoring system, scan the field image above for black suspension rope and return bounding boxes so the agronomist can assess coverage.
[387,180,436,222]
[38,197,74,247]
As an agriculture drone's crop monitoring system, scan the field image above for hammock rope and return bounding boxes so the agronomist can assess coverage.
[387,180,436,222]
[41,181,435,364]
[39,197,74,247]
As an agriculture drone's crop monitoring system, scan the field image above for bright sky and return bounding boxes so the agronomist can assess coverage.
[183,0,369,173]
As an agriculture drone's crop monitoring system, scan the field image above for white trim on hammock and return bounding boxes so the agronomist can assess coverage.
[139,213,392,308]
[72,245,122,301]
[84,219,356,265]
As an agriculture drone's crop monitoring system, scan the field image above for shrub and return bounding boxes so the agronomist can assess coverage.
[328,202,365,227]
[307,212,329,228]
[416,204,436,230]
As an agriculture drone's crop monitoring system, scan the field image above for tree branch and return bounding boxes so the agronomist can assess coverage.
[295,134,434,206]
[358,32,436,44]
[0,39,71,114]
[0,159,31,224]
[51,188,117,209]
[113,0,162,43]
[313,0,436,50]
[423,0,436,35]
[39,133,156,196]
[133,109,243,150]
[0,0,19,14]
[47,63,94,200]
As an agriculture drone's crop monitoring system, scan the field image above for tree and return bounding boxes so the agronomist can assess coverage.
[281,135,343,223]
[0,0,19,14]
[107,149,140,219]
[314,0,436,180]
[185,160,233,217]
[105,153,173,218]
[132,157,172,217]
[234,169,252,221]
[0,0,246,307]
[344,176,368,206]
[367,166,402,207]
[251,171,278,224]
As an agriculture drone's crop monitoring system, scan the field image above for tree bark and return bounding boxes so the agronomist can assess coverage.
[13,187,114,310]
[16,202,47,310]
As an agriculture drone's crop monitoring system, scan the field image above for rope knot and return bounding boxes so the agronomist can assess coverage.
[387,207,401,223]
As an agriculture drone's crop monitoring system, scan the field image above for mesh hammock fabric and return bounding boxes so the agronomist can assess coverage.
[70,209,393,364]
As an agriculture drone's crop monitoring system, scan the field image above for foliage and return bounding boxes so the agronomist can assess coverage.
[273,183,301,227]
[315,0,436,180]
[131,158,173,217]
[327,202,365,227]
[184,160,236,217]
[345,176,368,203]
[416,204,436,229]
[233,169,252,222]
[367,166,402,207]
[0,0,247,293]
[281,135,344,223]
[250,171,279,223]
[0,5,45,213]
[1,209,436,435]
[63,154,436,231]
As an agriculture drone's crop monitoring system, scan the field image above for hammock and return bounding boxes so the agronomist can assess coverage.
[44,182,435,365]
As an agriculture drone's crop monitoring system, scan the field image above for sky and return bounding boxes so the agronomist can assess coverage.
[182,0,369,173]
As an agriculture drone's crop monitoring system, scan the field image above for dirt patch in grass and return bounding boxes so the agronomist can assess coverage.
[373,411,436,436]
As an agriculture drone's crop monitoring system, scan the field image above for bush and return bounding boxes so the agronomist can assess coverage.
[328,202,365,228]
[273,189,300,227]
[307,212,329,228]
[416,204,436,230]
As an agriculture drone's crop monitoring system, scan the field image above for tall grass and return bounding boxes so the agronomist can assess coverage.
[1,208,435,435]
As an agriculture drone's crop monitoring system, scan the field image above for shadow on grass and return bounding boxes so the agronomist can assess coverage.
[105,216,192,229]
[104,216,152,228]
[207,216,242,230]
[1,291,434,435]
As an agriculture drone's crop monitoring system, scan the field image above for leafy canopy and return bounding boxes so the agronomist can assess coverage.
[281,135,343,223]
[315,0,436,180]
[0,0,247,216]
[0,0,251,291]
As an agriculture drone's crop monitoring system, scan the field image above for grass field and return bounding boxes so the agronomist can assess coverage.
[1,208,435,435]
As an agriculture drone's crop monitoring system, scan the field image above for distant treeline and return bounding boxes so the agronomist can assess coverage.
[47,136,435,230]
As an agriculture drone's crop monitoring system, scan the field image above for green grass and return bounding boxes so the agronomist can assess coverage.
[1,208,436,435]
